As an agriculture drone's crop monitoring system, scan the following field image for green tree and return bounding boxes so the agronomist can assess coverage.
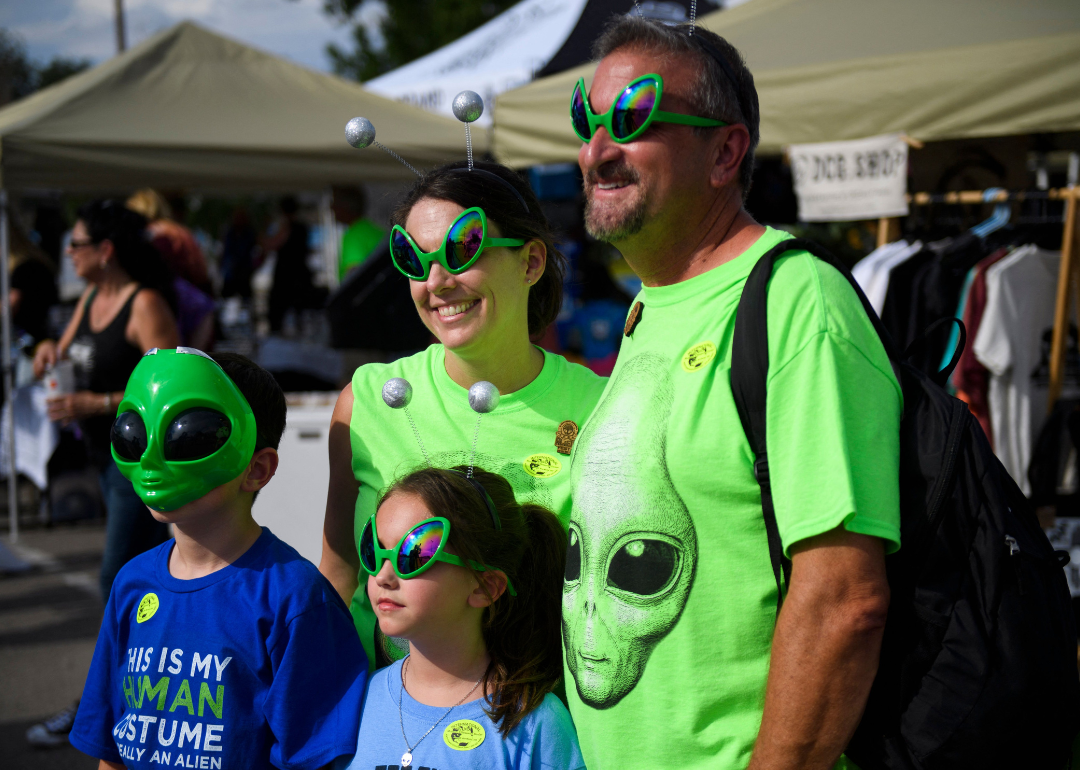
[323,0,519,82]
[0,29,91,107]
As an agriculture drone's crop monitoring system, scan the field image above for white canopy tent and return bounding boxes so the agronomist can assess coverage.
[364,0,590,127]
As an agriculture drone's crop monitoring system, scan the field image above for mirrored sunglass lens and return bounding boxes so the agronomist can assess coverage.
[446,212,484,270]
[111,411,147,461]
[164,408,231,461]
[359,519,377,572]
[396,520,445,576]
[612,79,657,139]
[391,231,425,278]
[571,84,591,140]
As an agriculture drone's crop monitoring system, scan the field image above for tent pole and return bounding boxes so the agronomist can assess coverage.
[0,189,17,543]
[1049,187,1079,411]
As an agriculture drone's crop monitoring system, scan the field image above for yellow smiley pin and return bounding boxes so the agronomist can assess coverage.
[136,593,159,623]
[682,341,717,372]
[444,719,486,750]
[523,453,562,478]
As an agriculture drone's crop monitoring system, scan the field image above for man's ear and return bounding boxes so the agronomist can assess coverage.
[241,447,279,494]
[467,570,509,608]
[709,123,751,191]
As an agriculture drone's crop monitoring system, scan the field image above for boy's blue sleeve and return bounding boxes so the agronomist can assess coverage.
[69,591,124,763]
[265,598,368,770]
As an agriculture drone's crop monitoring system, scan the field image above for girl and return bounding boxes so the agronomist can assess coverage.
[346,466,585,770]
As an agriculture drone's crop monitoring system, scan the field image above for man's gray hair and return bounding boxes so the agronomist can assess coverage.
[592,17,760,198]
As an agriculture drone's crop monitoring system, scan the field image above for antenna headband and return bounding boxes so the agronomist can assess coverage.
[448,168,530,214]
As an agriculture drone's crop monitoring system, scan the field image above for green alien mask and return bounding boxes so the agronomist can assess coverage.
[111,347,257,511]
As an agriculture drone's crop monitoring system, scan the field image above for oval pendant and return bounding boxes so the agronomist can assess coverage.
[401,752,413,767]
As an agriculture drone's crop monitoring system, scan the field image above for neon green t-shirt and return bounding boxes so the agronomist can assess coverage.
[340,218,386,280]
[349,344,607,665]
[563,227,902,769]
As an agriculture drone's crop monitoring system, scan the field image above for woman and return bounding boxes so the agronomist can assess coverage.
[319,161,607,667]
[33,200,180,601]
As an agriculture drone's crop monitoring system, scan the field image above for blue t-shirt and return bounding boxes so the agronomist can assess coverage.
[346,659,585,770]
[70,528,368,770]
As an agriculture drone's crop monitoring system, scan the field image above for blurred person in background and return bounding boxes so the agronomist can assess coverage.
[264,195,318,333]
[32,201,179,600]
[10,220,59,351]
[126,189,215,350]
[221,206,256,299]
[26,201,180,749]
[126,188,210,291]
[332,184,385,281]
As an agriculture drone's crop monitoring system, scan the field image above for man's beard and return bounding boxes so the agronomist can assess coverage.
[583,163,648,242]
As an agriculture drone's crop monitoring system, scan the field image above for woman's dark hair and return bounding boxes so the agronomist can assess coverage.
[379,465,567,736]
[77,199,177,313]
[391,161,565,337]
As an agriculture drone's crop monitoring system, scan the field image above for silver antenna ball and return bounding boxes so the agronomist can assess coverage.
[468,381,500,414]
[452,91,484,124]
[382,378,413,409]
[345,117,376,149]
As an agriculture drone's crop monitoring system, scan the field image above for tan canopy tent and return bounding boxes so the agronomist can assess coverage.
[0,21,484,191]
[493,0,1080,166]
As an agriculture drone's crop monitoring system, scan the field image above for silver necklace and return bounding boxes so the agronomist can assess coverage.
[398,656,483,768]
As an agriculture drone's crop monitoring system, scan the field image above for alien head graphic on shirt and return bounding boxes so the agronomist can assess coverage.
[563,352,697,709]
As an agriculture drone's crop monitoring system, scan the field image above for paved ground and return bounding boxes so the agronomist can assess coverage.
[0,522,105,770]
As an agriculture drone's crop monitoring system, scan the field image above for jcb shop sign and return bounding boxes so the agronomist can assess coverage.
[790,133,909,222]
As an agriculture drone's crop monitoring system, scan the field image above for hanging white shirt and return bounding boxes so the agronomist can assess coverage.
[973,245,1061,495]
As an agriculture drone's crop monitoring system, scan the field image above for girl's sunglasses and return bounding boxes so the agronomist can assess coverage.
[390,207,525,281]
[111,408,231,462]
[360,514,517,595]
[570,73,727,144]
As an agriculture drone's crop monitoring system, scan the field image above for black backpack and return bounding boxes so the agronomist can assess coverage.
[730,238,1080,770]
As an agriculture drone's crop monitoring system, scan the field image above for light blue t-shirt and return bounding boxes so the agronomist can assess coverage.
[347,659,586,770]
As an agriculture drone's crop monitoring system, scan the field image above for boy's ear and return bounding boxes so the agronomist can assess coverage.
[467,571,508,608]
[241,447,279,494]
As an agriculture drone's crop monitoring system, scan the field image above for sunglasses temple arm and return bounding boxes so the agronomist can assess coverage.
[405,406,432,467]
[375,141,422,178]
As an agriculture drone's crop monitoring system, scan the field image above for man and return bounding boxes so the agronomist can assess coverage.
[332,185,386,281]
[564,17,900,770]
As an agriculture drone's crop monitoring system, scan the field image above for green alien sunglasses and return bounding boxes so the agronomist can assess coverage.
[360,514,517,595]
[570,73,727,144]
[390,206,525,281]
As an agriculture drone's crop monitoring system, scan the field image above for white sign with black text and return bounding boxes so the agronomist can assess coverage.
[790,133,909,222]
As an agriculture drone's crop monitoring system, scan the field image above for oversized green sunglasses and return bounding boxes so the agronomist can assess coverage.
[390,207,525,281]
[360,514,517,595]
[570,73,727,144]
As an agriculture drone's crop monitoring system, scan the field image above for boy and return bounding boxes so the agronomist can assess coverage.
[70,348,367,769]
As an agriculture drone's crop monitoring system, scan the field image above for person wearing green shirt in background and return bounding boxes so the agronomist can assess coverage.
[332,185,387,281]
[563,17,901,770]
[319,162,607,669]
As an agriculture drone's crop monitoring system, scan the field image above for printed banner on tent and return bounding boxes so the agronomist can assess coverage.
[789,133,909,221]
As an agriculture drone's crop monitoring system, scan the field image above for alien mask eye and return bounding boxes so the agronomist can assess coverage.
[164,408,232,461]
[111,411,148,461]
[607,538,680,596]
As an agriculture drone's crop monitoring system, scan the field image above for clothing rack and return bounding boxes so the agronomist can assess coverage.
[877,186,1080,410]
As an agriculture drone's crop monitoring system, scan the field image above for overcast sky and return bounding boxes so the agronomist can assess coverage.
[0,0,383,73]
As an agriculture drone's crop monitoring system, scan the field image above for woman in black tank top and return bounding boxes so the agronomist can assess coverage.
[33,201,180,602]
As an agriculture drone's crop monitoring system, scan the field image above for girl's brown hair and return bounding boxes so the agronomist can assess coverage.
[378,466,567,736]
[390,161,565,337]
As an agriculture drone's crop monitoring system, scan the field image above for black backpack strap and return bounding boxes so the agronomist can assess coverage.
[730,238,896,615]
